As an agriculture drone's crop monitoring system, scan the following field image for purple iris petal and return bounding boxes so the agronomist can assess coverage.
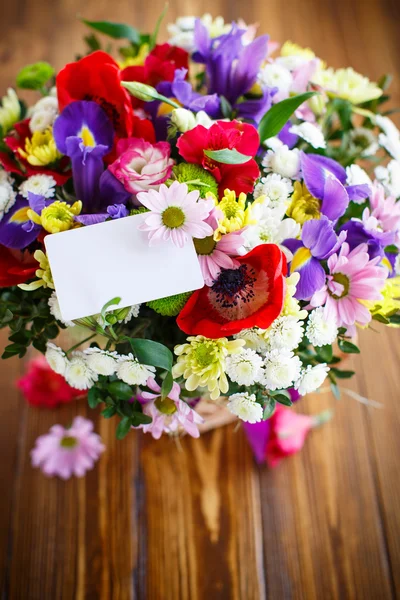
[157,68,220,118]
[0,196,40,249]
[107,204,129,219]
[301,151,346,199]
[320,174,349,221]
[302,216,345,259]
[294,257,326,300]
[75,213,108,225]
[340,219,394,259]
[229,34,270,102]
[283,238,303,256]
[53,101,114,154]
[99,169,131,208]
[278,121,299,149]
[27,192,47,214]
[347,184,371,203]
[235,87,277,125]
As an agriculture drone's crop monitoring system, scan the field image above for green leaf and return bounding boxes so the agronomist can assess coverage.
[131,412,152,426]
[316,345,333,363]
[263,397,276,419]
[82,19,140,44]
[100,296,121,319]
[203,148,251,165]
[102,405,117,418]
[116,417,132,440]
[273,393,293,407]
[161,371,174,399]
[372,313,390,325]
[258,91,318,142]
[331,368,355,379]
[16,62,55,90]
[107,381,133,401]
[220,96,233,119]
[389,313,400,325]
[338,339,360,354]
[0,308,13,325]
[88,387,101,409]
[128,338,173,371]
[149,3,169,50]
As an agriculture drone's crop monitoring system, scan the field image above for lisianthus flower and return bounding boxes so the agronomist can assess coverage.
[265,406,315,467]
[177,244,287,338]
[194,206,245,286]
[177,120,260,195]
[309,242,388,334]
[109,138,174,195]
[31,416,105,479]
[137,181,214,248]
[57,51,134,137]
[173,335,245,400]
[284,216,347,300]
[17,356,82,408]
[138,376,203,439]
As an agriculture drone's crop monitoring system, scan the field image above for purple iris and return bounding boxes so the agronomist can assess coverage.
[284,216,347,300]
[53,101,131,214]
[76,203,129,225]
[0,193,50,249]
[158,68,220,117]
[300,152,371,221]
[192,20,269,112]
[340,218,394,260]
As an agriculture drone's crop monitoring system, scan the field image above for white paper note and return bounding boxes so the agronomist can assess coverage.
[44,213,204,322]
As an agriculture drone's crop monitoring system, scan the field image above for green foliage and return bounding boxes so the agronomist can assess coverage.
[127,337,173,371]
[258,92,317,142]
[203,148,252,164]
[147,291,192,317]
[82,19,140,44]
[263,397,276,419]
[149,3,169,50]
[16,62,54,90]
[338,339,360,354]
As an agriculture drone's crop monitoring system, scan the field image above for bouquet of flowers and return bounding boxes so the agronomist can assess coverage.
[1,13,399,445]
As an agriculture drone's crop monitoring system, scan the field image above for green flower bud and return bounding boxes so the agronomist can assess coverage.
[16,62,55,90]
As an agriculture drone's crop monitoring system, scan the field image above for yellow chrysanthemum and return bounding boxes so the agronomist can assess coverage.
[280,41,316,60]
[312,67,382,105]
[19,127,61,166]
[214,189,254,240]
[366,276,400,324]
[286,182,321,225]
[28,200,82,234]
[118,44,149,69]
[172,335,245,400]
[281,272,308,320]
[19,250,54,291]
[0,88,21,134]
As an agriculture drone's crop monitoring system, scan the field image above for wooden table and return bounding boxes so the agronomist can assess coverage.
[1,0,399,597]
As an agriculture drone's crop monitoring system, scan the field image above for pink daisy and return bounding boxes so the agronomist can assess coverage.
[139,377,203,439]
[137,181,214,248]
[194,207,246,286]
[31,416,105,479]
[310,242,388,335]
[368,182,400,245]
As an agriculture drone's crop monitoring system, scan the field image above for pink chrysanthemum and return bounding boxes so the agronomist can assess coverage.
[139,377,203,439]
[310,242,388,335]
[194,207,246,286]
[368,182,400,245]
[137,181,214,247]
[31,417,105,479]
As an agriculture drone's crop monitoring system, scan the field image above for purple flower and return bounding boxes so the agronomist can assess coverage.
[158,68,220,117]
[0,193,50,249]
[340,218,394,260]
[31,416,105,479]
[284,216,347,299]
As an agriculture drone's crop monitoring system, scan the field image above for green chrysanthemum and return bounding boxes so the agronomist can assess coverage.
[130,207,149,216]
[147,292,192,316]
[168,164,219,198]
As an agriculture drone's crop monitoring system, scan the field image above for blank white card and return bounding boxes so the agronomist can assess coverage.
[45,213,204,322]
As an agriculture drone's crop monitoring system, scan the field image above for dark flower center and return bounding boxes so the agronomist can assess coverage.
[83,94,121,130]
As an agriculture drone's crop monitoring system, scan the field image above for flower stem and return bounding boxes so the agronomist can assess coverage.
[65,333,97,355]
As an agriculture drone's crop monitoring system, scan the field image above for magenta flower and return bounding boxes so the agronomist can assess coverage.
[139,377,203,439]
[109,138,174,195]
[31,417,105,479]
[137,181,214,247]
[194,207,245,285]
[310,242,388,335]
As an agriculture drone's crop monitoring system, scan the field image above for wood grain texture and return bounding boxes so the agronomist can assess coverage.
[0,1,400,598]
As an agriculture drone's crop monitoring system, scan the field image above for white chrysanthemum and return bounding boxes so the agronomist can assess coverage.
[262,349,302,391]
[84,348,120,376]
[29,96,58,133]
[346,164,372,188]
[264,316,304,351]
[263,137,284,151]
[295,363,329,395]
[375,160,400,198]
[120,305,141,324]
[45,342,68,376]
[117,353,156,386]
[276,54,309,71]
[225,348,264,386]
[0,89,20,134]
[234,328,268,352]
[306,307,338,346]
[243,202,300,260]
[65,353,98,390]
[262,145,300,179]
[20,174,56,199]
[378,134,400,161]
[0,171,16,220]
[257,63,293,99]
[227,392,263,423]
[253,173,293,208]
[289,122,326,149]
[48,291,75,328]
[376,115,400,140]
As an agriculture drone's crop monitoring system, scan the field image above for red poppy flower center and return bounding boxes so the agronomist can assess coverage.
[208,264,270,321]
[83,94,121,130]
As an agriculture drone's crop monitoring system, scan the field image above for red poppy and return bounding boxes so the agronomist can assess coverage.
[177,120,260,196]
[1,120,70,185]
[56,51,134,137]
[0,245,37,287]
[177,244,287,338]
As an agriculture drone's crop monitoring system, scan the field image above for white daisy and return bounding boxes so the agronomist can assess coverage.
[243,202,300,260]
[253,173,293,209]
[45,343,68,376]
[257,63,293,101]
[29,96,58,133]
[295,363,329,395]
[225,348,264,386]
[117,354,156,386]
[120,305,141,324]
[227,392,263,423]
[262,145,301,180]
[261,349,302,390]
[20,174,56,199]
[264,316,304,351]
[289,122,326,149]
[346,164,372,188]
[375,160,400,199]
[0,171,16,220]
[84,348,120,377]
[306,307,338,347]
[234,328,268,352]
[65,353,98,390]
[48,292,75,327]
